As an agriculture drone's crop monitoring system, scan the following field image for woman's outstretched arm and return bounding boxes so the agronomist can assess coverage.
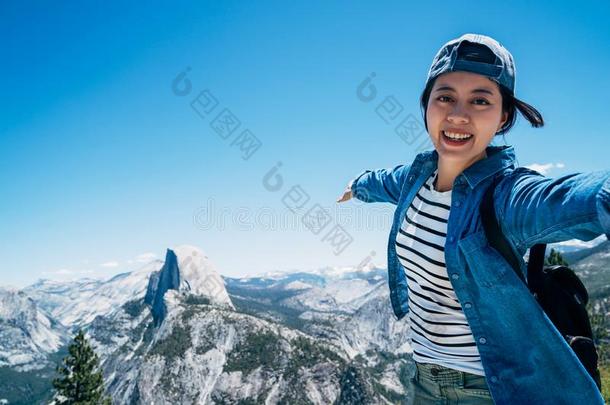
[337,164,411,205]
[496,167,610,251]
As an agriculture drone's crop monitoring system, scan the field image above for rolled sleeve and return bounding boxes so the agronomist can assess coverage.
[350,164,410,205]
[498,167,610,251]
[350,170,373,202]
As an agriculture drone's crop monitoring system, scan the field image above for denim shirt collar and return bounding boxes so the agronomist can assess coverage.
[413,144,517,189]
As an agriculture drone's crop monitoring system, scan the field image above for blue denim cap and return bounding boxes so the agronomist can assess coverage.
[426,33,516,95]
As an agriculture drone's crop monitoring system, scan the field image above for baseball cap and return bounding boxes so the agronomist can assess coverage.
[426,33,516,95]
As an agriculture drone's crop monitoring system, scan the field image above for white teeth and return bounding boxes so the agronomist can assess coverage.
[443,131,473,139]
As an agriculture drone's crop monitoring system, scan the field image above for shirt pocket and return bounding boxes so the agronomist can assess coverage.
[457,230,512,287]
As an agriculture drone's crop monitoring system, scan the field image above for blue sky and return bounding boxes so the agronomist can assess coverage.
[1,1,609,288]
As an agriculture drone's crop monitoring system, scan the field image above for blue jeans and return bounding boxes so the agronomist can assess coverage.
[408,362,494,404]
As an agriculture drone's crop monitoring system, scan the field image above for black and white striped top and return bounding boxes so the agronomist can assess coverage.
[395,168,485,376]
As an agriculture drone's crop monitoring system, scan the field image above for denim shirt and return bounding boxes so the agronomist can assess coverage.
[350,144,610,404]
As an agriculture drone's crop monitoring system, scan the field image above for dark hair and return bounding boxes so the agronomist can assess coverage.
[419,75,544,137]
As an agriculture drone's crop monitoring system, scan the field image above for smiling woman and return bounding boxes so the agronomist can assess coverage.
[418,41,544,193]
[423,71,510,192]
[337,33,610,405]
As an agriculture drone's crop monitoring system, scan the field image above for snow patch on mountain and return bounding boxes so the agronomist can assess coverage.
[284,281,313,290]
[241,262,381,281]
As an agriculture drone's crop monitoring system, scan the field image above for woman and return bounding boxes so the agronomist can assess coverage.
[337,33,609,404]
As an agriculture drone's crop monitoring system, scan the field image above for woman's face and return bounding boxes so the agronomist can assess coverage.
[426,71,508,166]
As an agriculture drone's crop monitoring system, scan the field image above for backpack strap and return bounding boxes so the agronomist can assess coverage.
[480,175,547,285]
[527,244,547,292]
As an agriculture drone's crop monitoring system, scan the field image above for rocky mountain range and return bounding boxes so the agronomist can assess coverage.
[0,245,413,404]
[0,238,607,404]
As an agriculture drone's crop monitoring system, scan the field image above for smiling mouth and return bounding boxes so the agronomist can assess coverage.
[442,130,474,144]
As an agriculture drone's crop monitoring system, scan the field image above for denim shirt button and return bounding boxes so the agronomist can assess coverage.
[479,337,487,344]
[451,273,459,280]
[449,236,455,242]
[464,302,472,309]
[409,175,414,182]
[454,200,461,207]
[490,376,498,383]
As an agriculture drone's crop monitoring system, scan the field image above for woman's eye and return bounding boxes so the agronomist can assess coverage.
[473,99,490,105]
[437,96,452,102]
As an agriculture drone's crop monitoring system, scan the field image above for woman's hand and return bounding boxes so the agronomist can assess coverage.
[336,180,354,203]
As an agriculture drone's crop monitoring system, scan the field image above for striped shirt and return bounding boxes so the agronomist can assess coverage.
[395,168,485,376]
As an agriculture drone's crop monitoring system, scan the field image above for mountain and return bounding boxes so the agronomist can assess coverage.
[89,294,359,403]
[145,246,234,326]
[0,255,165,404]
[569,240,610,300]
[6,239,607,404]
[22,260,163,328]
[0,287,68,372]
[563,239,610,267]
[224,266,411,360]
[81,254,412,403]
[87,291,411,403]
[548,234,608,256]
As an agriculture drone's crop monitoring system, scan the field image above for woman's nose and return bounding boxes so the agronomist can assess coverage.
[446,103,470,123]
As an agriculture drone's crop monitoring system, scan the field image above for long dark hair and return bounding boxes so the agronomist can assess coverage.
[419,76,544,137]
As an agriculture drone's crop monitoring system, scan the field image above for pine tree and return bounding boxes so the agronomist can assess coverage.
[544,247,569,266]
[53,329,112,405]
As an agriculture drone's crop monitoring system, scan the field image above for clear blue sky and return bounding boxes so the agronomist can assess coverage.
[1,1,609,288]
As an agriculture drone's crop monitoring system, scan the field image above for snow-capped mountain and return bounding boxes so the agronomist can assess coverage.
[6,238,606,404]
[237,262,384,285]
[550,234,608,255]
[225,266,412,363]
[6,245,414,403]
[22,260,163,328]
[79,248,410,403]
[87,293,376,404]
[224,265,389,320]
[145,246,233,326]
[0,287,69,371]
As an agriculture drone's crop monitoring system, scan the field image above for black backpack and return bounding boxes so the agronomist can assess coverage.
[480,175,602,391]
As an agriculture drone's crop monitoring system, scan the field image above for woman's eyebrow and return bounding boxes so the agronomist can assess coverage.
[434,85,495,95]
